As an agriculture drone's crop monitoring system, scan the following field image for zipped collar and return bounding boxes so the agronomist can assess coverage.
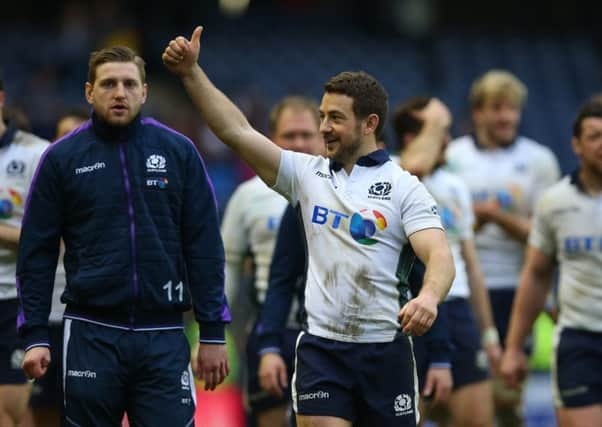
[92,112,143,143]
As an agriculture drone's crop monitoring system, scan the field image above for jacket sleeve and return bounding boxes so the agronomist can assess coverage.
[181,141,230,344]
[17,148,62,351]
[257,204,305,353]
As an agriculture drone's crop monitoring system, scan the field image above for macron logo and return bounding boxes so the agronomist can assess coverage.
[299,391,330,401]
[75,162,106,175]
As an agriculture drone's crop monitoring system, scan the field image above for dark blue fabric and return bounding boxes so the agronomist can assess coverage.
[17,114,228,349]
[63,320,195,426]
[556,327,602,408]
[257,204,305,352]
[0,299,27,384]
[294,332,417,426]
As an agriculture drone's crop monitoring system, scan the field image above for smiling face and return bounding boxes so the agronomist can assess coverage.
[473,97,521,147]
[319,92,367,165]
[85,61,147,126]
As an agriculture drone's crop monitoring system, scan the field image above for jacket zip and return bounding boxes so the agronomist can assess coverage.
[118,144,139,327]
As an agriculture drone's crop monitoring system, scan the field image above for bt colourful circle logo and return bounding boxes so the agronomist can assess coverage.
[350,209,387,245]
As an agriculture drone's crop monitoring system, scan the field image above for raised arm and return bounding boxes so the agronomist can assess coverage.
[162,26,281,186]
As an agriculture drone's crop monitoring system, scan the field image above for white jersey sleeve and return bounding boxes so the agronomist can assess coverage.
[400,178,444,237]
[221,185,250,304]
[528,192,557,258]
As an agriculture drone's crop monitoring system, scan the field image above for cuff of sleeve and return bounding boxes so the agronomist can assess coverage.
[258,346,281,356]
[429,362,452,369]
[257,332,282,354]
[20,326,50,352]
[198,321,225,344]
[425,342,452,365]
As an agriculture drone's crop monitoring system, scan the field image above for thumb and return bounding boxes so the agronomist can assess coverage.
[191,26,203,47]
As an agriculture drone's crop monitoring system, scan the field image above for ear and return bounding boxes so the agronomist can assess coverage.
[364,113,380,135]
[403,133,415,146]
[141,83,148,105]
[571,136,581,157]
[85,82,94,105]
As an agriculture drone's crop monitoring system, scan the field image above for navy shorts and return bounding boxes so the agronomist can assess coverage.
[292,331,418,427]
[489,289,532,354]
[554,327,602,408]
[29,322,63,408]
[246,326,299,413]
[0,298,27,385]
[63,319,195,427]
[415,299,489,392]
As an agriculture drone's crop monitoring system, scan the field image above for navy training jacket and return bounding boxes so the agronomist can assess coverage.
[16,113,230,350]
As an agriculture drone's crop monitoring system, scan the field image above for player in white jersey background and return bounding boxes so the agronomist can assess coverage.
[446,69,561,427]
[394,96,501,427]
[220,95,323,427]
[501,98,602,427]
[163,27,455,427]
[0,74,49,427]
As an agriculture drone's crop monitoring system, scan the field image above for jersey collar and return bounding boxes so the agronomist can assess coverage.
[570,169,588,195]
[471,133,517,150]
[329,149,390,172]
[0,122,17,149]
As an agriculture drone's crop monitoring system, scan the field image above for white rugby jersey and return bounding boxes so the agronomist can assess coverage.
[221,175,301,327]
[446,135,560,290]
[422,168,474,299]
[0,128,49,299]
[529,173,602,332]
[273,149,442,343]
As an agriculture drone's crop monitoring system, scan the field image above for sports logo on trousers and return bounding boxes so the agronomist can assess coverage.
[10,349,24,370]
[181,371,190,391]
[394,393,413,416]
[146,154,167,173]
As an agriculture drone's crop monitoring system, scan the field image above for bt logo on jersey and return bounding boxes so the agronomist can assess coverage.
[311,205,388,245]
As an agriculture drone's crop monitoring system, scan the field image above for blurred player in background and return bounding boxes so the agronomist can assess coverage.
[394,96,501,427]
[446,70,561,426]
[501,98,602,427]
[220,95,323,427]
[0,73,49,427]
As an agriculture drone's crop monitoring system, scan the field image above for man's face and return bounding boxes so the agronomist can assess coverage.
[85,62,147,126]
[473,97,521,146]
[573,117,602,177]
[273,107,323,155]
[319,93,363,164]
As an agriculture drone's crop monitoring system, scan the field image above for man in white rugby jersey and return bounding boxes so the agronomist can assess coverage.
[446,70,560,426]
[501,98,602,427]
[163,27,455,427]
[394,96,501,427]
[220,95,323,427]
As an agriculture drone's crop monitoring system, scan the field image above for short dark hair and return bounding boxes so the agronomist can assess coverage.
[88,46,146,85]
[392,96,431,150]
[573,98,602,138]
[268,96,319,134]
[324,71,388,139]
[59,106,90,122]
